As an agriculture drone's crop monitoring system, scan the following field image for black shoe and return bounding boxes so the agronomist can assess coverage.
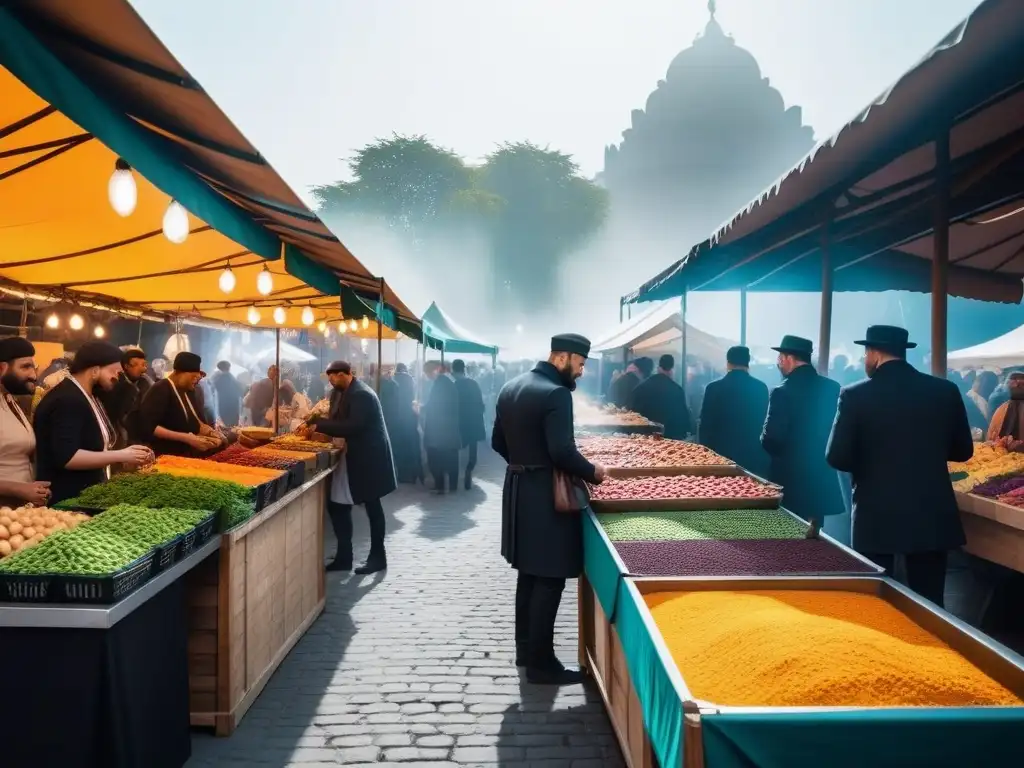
[464,473,473,490]
[354,556,387,575]
[515,646,527,667]
[326,558,352,572]
[526,666,586,685]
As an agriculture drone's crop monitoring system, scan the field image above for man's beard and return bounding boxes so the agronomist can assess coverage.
[1,371,35,395]
[777,365,788,380]
[865,360,879,378]
[557,364,578,390]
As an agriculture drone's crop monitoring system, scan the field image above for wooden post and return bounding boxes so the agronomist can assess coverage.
[739,288,747,347]
[680,292,689,389]
[817,220,833,375]
[273,327,281,434]
[931,128,951,377]
[376,278,384,393]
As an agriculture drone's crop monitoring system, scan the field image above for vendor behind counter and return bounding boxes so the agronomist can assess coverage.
[0,337,51,509]
[136,352,225,457]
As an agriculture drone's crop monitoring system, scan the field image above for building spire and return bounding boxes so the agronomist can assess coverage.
[708,0,716,20]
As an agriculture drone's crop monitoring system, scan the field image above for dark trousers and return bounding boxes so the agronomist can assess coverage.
[463,441,478,474]
[327,498,386,564]
[864,550,948,608]
[515,571,566,671]
[428,448,459,490]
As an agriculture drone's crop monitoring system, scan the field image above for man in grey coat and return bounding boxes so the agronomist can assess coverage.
[492,334,607,685]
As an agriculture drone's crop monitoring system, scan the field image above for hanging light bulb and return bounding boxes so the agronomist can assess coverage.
[361,316,370,330]
[256,265,274,296]
[247,305,261,325]
[301,305,315,326]
[273,306,286,325]
[93,325,106,339]
[348,319,357,331]
[69,313,85,331]
[323,325,331,339]
[162,200,190,244]
[45,312,60,330]
[108,158,137,217]
[317,320,327,333]
[218,263,236,294]
[337,321,347,334]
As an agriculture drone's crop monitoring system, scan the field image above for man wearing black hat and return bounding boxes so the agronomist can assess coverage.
[761,335,845,527]
[97,347,150,447]
[136,352,223,457]
[0,337,53,508]
[826,326,973,607]
[699,346,770,477]
[492,333,607,685]
[34,341,154,504]
[308,360,397,574]
[630,354,692,439]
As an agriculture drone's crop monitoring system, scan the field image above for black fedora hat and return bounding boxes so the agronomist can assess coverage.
[854,325,917,350]
[771,335,814,357]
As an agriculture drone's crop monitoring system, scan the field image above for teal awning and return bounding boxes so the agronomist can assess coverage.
[421,302,498,355]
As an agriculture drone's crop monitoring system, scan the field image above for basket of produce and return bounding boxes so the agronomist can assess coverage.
[576,434,740,477]
[238,426,276,448]
[57,551,156,604]
[86,506,217,576]
[0,505,91,560]
[179,511,218,558]
[153,535,182,572]
[210,443,307,488]
[254,446,319,476]
[587,473,782,512]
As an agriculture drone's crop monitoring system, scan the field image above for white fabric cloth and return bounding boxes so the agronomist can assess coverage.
[330,452,354,505]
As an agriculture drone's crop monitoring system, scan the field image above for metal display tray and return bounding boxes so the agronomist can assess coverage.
[590,495,781,512]
[603,463,743,479]
[575,422,664,436]
[627,575,1024,714]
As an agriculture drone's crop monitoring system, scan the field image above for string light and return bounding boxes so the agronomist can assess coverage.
[323,325,331,338]
[338,321,347,334]
[108,158,137,217]
[301,305,314,326]
[93,325,106,339]
[218,264,236,294]
[256,265,274,296]
[317,320,327,333]
[361,316,370,330]
[162,200,190,244]
[247,305,261,325]
[45,312,60,329]
[69,313,85,331]
[273,306,286,325]
[348,319,357,331]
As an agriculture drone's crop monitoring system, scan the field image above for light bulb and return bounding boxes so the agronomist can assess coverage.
[361,316,370,330]
[162,200,190,244]
[317,320,327,333]
[93,325,106,338]
[256,266,274,296]
[247,305,261,325]
[323,326,331,338]
[348,319,357,331]
[218,266,236,294]
[69,313,85,331]
[337,321,347,334]
[301,306,314,326]
[273,306,286,325]
[108,158,137,217]
[46,312,60,329]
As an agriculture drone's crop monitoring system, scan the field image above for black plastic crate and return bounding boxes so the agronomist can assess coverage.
[153,535,182,573]
[54,551,156,605]
[282,460,305,489]
[180,512,217,557]
[0,573,53,603]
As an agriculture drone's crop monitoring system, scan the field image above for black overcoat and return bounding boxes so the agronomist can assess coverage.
[630,372,692,439]
[826,360,974,554]
[424,374,462,451]
[492,362,599,579]
[761,365,845,521]
[699,369,770,477]
[454,374,487,445]
[608,370,639,408]
[315,379,397,505]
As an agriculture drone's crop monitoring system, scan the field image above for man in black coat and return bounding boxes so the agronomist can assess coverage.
[492,333,607,685]
[699,346,769,477]
[309,360,397,574]
[761,335,844,527]
[423,361,462,493]
[826,326,974,607]
[392,363,424,483]
[607,361,640,408]
[452,359,486,489]
[630,354,692,439]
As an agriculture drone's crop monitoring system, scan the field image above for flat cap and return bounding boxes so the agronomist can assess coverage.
[0,336,35,363]
[325,360,352,374]
[70,341,123,373]
[551,333,591,359]
[173,351,204,375]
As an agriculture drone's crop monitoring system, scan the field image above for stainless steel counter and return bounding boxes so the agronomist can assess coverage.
[0,535,221,630]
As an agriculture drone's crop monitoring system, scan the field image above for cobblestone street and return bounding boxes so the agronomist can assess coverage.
[187,448,624,767]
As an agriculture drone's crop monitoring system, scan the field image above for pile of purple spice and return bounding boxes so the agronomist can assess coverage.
[613,538,877,577]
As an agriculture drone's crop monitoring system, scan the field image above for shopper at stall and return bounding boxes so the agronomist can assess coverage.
[0,337,51,508]
[761,335,844,527]
[391,363,423,484]
[136,352,224,457]
[699,346,769,477]
[245,364,296,427]
[987,373,1024,442]
[492,333,607,685]
[211,360,243,428]
[452,359,486,489]
[33,341,153,504]
[826,325,974,607]
[423,361,461,493]
[607,360,640,409]
[308,360,396,574]
[630,354,692,439]
[96,347,149,446]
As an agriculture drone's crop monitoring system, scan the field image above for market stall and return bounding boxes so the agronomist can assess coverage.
[575,434,1024,768]
[948,324,1024,371]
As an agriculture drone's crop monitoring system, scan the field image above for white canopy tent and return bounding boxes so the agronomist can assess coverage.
[948,325,1024,370]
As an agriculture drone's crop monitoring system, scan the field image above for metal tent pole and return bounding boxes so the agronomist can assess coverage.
[932,128,951,377]
[817,221,833,375]
[273,327,281,434]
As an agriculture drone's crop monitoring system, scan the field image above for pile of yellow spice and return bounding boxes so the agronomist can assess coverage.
[646,590,1021,708]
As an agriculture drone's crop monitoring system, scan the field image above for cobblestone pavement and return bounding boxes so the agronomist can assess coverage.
[187,447,625,767]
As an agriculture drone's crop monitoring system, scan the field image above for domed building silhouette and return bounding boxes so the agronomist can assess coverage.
[600,1,814,246]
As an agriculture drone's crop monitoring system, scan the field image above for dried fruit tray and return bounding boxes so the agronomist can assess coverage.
[589,474,782,513]
[575,421,664,436]
[577,435,741,478]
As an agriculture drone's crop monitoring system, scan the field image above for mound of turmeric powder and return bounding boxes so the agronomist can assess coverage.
[645,590,1022,708]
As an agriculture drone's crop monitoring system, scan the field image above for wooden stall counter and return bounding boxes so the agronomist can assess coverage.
[187,471,329,735]
[957,491,1024,573]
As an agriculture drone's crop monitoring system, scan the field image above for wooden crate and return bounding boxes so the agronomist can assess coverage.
[187,474,327,735]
